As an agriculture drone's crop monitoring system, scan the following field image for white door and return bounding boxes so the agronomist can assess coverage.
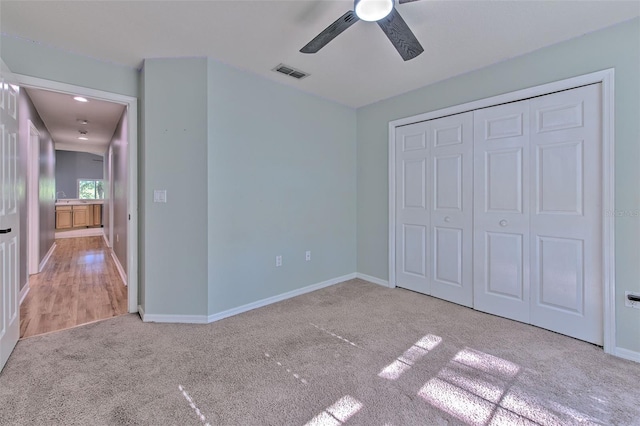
[395,122,430,294]
[0,59,20,372]
[473,100,531,322]
[429,112,473,307]
[529,84,602,345]
[395,112,473,307]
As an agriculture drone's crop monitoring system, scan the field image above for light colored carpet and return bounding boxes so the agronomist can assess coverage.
[1,279,638,425]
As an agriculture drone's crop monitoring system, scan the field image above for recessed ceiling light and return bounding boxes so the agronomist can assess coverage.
[77,119,89,125]
[78,136,89,141]
[73,96,88,103]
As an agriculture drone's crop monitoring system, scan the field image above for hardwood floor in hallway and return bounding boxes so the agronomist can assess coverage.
[20,236,128,338]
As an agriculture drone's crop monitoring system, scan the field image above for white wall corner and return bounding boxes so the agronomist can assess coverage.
[207,273,358,323]
[356,273,391,288]
[38,242,56,272]
[19,281,30,305]
[614,347,640,363]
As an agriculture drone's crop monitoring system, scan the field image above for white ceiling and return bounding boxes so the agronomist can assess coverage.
[24,88,126,155]
[2,1,639,109]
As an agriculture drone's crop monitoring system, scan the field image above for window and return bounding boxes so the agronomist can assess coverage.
[78,179,104,200]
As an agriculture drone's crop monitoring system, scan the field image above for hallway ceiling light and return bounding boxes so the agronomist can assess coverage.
[73,96,88,103]
[78,130,88,140]
[77,119,89,125]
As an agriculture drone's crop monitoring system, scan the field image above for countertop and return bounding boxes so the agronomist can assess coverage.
[55,199,104,206]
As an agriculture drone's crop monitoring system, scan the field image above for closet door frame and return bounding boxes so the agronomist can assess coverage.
[388,69,615,354]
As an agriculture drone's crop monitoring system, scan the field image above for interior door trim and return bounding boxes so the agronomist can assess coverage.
[15,74,140,315]
[388,69,615,355]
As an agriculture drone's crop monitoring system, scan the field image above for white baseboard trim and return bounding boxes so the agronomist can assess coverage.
[38,242,56,272]
[138,273,357,324]
[207,272,357,323]
[356,273,390,288]
[55,228,104,239]
[141,312,209,324]
[102,232,110,248]
[19,281,30,305]
[614,347,640,363]
[111,251,128,287]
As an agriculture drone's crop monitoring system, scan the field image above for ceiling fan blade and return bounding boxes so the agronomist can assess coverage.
[377,9,424,61]
[300,11,359,54]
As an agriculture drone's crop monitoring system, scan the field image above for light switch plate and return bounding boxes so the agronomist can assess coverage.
[154,190,167,203]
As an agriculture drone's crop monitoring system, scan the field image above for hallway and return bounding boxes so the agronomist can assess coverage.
[20,236,128,338]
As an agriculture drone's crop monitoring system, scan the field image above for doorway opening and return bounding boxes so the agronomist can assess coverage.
[16,75,138,338]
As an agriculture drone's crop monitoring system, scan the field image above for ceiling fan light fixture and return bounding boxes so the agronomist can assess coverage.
[354,0,394,22]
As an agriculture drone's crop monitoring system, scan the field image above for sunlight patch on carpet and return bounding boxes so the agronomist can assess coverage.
[305,395,363,426]
[417,347,599,425]
[453,348,519,380]
[419,377,494,425]
[417,348,524,424]
[178,385,211,426]
[378,334,442,380]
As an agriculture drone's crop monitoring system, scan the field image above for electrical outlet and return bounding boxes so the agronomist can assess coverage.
[625,291,640,309]
[275,255,282,267]
[305,251,311,261]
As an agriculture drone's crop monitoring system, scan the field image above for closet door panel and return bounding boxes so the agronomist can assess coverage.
[395,122,431,294]
[473,101,530,322]
[429,112,473,307]
[529,84,602,345]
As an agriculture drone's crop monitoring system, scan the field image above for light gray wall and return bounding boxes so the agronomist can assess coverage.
[110,110,128,273]
[55,150,104,199]
[356,18,640,353]
[140,58,209,316]
[1,34,138,98]
[17,90,56,290]
[207,59,357,315]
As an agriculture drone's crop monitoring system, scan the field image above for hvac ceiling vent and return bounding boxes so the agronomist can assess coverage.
[272,64,310,80]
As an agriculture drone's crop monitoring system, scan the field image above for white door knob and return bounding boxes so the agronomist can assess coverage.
[499,220,508,227]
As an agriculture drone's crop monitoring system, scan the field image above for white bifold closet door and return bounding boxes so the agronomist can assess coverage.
[395,112,473,307]
[473,100,531,323]
[473,84,603,345]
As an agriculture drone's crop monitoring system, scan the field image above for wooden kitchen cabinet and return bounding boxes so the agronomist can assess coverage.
[72,205,89,227]
[56,203,103,230]
[92,204,102,226]
[55,206,72,229]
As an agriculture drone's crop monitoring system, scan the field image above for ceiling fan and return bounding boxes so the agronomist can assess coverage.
[300,0,425,61]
